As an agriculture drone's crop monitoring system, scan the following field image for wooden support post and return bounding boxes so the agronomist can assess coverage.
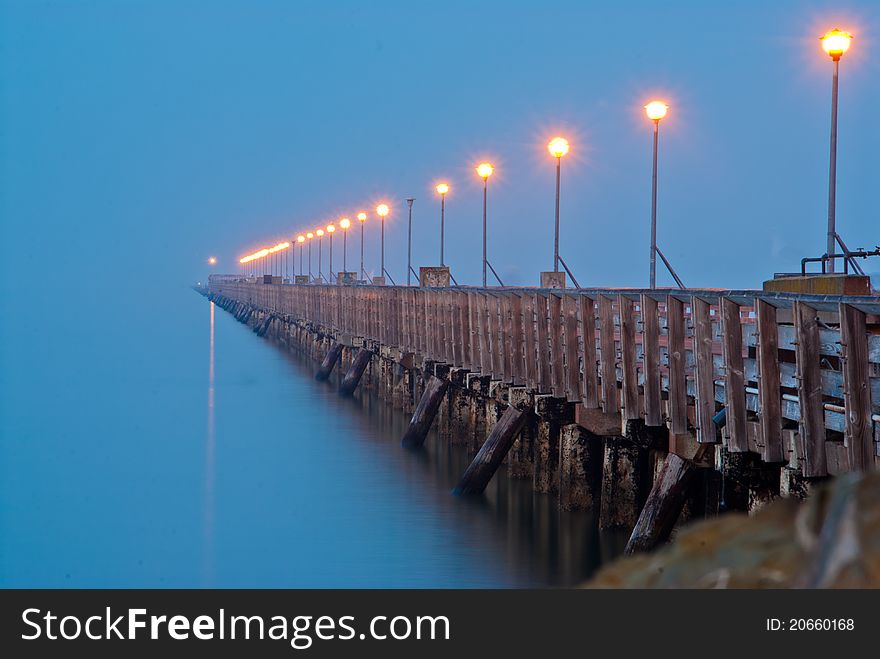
[794,301,828,477]
[618,295,639,420]
[624,452,697,554]
[536,293,551,393]
[720,297,748,451]
[523,293,538,390]
[339,347,373,396]
[641,294,662,427]
[563,294,581,402]
[666,295,688,435]
[549,294,565,397]
[692,296,717,443]
[598,295,618,414]
[400,375,450,448]
[756,299,784,462]
[839,303,873,471]
[453,404,529,495]
[579,295,599,408]
[315,342,343,381]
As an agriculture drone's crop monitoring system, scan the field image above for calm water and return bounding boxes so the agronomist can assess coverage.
[0,288,625,587]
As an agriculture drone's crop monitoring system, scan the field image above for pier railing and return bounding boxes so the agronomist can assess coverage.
[208,279,880,477]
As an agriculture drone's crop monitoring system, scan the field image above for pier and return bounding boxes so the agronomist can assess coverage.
[201,276,880,553]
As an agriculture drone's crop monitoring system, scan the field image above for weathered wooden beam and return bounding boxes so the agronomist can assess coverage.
[641,294,662,427]
[666,295,688,435]
[315,342,343,381]
[794,301,828,477]
[579,295,599,409]
[692,297,718,443]
[625,452,697,554]
[339,347,373,396]
[523,293,538,390]
[618,294,640,421]
[839,303,873,471]
[598,295,619,414]
[756,299,784,462]
[453,405,529,495]
[549,294,565,397]
[400,375,450,448]
[720,297,748,451]
[563,295,581,402]
[536,293,552,393]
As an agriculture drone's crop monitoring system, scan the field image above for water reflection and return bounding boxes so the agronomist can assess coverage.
[203,301,216,585]
[272,330,627,587]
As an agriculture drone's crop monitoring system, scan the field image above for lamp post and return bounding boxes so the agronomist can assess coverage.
[436,183,449,265]
[645,100,668,289]
[327,224,336,281]
[296,235,305,277]
[376,204,389,280]
[307,232,314,281]
[406,198,415,285]
[357,212,367,281]
[820,28,853,272]
[547,137,569,273]
[316,229,325,282]
[339,218,351,274]
[476,162,494,287]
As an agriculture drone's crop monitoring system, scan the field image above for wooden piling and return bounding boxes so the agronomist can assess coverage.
[401,375,450,448]
[453,405,529,495]
[339,347,373,396]
[315,342,343,381]
[624,452,698,554]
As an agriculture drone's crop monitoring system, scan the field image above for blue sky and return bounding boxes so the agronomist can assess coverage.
[1,0,878,294]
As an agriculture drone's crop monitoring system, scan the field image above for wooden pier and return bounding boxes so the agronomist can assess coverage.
[203,276,880,552]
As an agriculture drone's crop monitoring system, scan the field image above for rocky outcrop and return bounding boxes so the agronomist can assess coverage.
[586,471,880,588]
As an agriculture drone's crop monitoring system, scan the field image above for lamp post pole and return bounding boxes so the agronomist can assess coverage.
[826,55,840,272]
[440,192,446,265]
[406,198,415,285]
[650,118,660,289]
[482,177,488,288]
[554,155,561,273]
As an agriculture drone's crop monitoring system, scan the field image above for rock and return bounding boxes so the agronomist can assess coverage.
[585,471,880,588]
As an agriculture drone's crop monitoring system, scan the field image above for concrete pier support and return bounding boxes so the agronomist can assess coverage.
[558,424,603,511]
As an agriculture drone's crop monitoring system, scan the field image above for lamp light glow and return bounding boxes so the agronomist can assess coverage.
[327,224,335,233]
[316,229,324,237]
[821,28,853,58]
[645,101,669,121]
[339,218,351,230]
[307,232,314,239]
[436,182,449,195]
[357,212,367,222]
[476,162,494,179]
[547,137,570,158]
[376,204,389,217]
[297,235,305,243]
[208,256,217,265]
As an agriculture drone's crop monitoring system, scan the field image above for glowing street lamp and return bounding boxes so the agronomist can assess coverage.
[376,204,389,281]
[307,232,314,281]
[476,162,494,287]
[208,256,217,265]
[339,218,351,274]
[547,137,569,273]
[297,235,305,277]
[316,229,325,282]
[357,212,367,281]
[820,28,853,272]
[645,100,669,288]
[436,183,449,266]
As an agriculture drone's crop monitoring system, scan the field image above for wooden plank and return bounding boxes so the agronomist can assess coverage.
[598,295,618,414]
[438,290,448,362]
[535,293,551,393]
[839,303,873,471]
[502,295,515,382]
[794,301,828,477]
[618,295,639,420]
[563,294,581,402]
[579,295,599,408]
[756,299,784,462]
[640,294,662,426]
[494,295,507,381]
[721,297,748,452]
[549,294,565,397]
[486,293,499,376]
[692,296,718,443]
[510,293,524,386]
[523,294,538,390]
[466,291,476,370]
[478,292,491,375]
